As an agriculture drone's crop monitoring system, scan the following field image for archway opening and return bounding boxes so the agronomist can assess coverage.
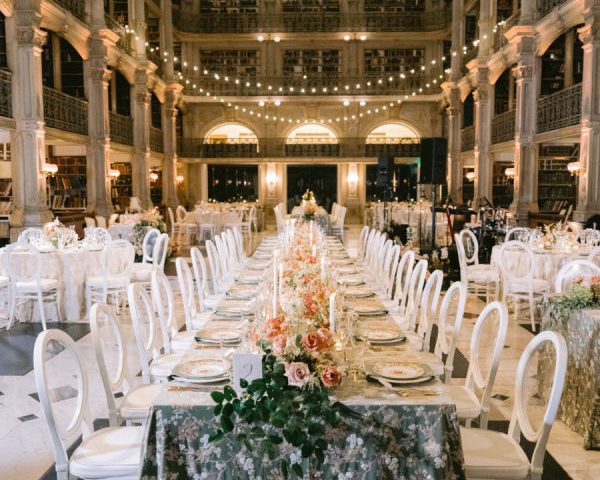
[205,123,258,144]
[285,123,338,144]
[366,122,419,143]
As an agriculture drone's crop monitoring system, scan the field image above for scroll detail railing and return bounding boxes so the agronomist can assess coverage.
[537,83,582,134]
[109,112,134,146]
[43,87,88,136]
[149,127,164,153]
[491,110,516,144]
[461,126,475,152]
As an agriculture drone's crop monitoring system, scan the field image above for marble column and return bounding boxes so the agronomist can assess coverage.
[472,71,493,205]
[445,86,463,203]
[86,35,116,217]
[574,17,600,222]
[9,8,53,232]
[132,0,147,60]
[510,32,539,224]
[162,84,182,209]
[132,70,152,208]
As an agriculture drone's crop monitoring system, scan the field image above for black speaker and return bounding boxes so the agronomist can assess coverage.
[377,156,394,186]
[420,137,447,184]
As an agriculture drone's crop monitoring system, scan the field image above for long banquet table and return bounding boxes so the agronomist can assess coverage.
[140,236,466,479]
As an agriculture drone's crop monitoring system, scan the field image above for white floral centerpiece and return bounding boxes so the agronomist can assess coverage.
[43,218,78,249]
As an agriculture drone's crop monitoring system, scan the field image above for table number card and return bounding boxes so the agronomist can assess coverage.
[232,352,263,394]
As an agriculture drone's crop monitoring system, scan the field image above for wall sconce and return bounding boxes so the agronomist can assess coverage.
[149,171,159,182]
[41,163,58,176]
[567,161,582,176]
[176,174,185,185]
[465,171,475,181]
[108,168,121,181]
[266,171,278,185]
[504,167,515,179]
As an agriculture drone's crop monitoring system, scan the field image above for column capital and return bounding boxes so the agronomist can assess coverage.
[578,22,600,44]
[16,26,46,50]
[512,64,533,81]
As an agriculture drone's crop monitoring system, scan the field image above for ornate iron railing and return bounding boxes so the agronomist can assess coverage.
[183,72,438,97]
[172,8,451,33]
[491,110,516,144]
[537,83,582,133]
[178,137,421,158]
[461,126,475,152]
[43,87,88,135]
[105,15,134,56]
[541,0,568,18]
[492,10,520,51]
[109,112,133,146]
[52,0,86,22]
[0,69,12,118]
[149,127,163,153]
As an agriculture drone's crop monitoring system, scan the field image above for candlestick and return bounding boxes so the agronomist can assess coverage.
[329,293,336,332]
[278,262,284,297]
[272,261,278,317]
[320,256,327,283]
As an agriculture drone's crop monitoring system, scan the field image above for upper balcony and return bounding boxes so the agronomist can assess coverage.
[172,7,451,34]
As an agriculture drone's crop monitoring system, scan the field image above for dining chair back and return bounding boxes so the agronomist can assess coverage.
[504,227,530,243]
[205,239,222,293]
[176,205,188,223]
[357,226,369,261]
[151,270,177,353]
[141,228,161,264]
[554,259,600,293]
[465,301,509,428]
[175,257,201,331]
[415,269,444,350]
[17,227,44,245]
[434,281,467,382]
[383,244,401,299]
[405,258,429,330]
[363,229,377,266]
[190,246,210,311]
[577,228,600,247]
[391,249,415,308]
[214,234,231,277]
[376,239,393,287]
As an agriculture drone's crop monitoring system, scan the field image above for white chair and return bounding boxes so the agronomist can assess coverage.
[381,244,401,300]
[175,257,211,331]
[17,227,44,245]
[356,226,370,262]
[90,303,161,425]
[85,240,134,315]
[499,240,549,332]
[4,242,61,330]
[383,249,415,312]
[361,229,377,266]
[505,227,530,243]
[127,283,183,383]
[83,227,112,248]
[588,245,600,267]
[455,229,500,301]
[131,231,169,286]
[404,269,443,351]
[223,209,243,232]
[175,205,198,246]
[554,259,600,293]
[190,247,221,310]
[461,330,567,480]
[84,216,96,228]
[240,206,255,235]
[205,239,224,294]
[577,228,600,247]
[433,281,467,382]
[197,211,216,242]
[330,206,347,242]
[95,215,108,229]
[443,301,508,428]
[34,329,143,480]
[390,258,428,330]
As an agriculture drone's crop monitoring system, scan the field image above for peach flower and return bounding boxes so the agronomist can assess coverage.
[264,315,288,340]
[284,362,311,387]
[272,334,287,355]
[321,366,342,387]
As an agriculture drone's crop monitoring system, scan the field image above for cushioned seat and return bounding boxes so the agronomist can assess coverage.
[444,384,481,420]
[467,265,500,283]
[509,278,549,293]
[131,263,155,282]
[69,426,144,479]
[119,384,163,420]
[15,278,59,292]
[461,427,530,479]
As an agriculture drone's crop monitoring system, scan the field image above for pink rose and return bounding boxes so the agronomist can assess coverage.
[272,334,287,355]
[284,362,311,387]
[320,366,342,388]
[264,315,288,340]
[301,328,334,353]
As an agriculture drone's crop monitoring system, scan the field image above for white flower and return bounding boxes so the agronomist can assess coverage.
[423,439,442,460]
[440,247,448,259]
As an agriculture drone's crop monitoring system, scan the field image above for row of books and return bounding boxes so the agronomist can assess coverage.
[48,175,87,190]
[539,199,571,213]
[48,194,87,210]
[0,179,11,197]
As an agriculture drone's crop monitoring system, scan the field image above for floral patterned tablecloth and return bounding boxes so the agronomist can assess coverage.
[539,308,600,449]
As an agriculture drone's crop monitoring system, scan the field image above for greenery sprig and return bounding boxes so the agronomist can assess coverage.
[209,340,359,478]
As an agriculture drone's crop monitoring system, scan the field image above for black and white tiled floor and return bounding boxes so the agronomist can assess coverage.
[0,226,598,479]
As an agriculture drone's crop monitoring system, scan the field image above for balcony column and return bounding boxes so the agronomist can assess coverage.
[509,32,539,224]
[132,69,152,208]
[160,0,175,81]
[162,84,182,210]
[445,86,463,203]
[9,9,53,234]
[86,31,117,217]
[472,69,493,205]
[132,0,147,60]
[574,18,600,222]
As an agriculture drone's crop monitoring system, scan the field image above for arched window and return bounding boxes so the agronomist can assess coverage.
[366,122,419,143]
[204,123,258,144]
[285,123,338,144]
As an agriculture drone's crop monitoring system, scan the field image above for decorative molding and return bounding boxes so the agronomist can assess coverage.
[512,64,533,81]
[16,27,47,49]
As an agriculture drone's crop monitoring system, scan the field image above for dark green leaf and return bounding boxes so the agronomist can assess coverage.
[292,463,303,478]
[301,442,314,458]
[308,422,324,436]
[208,430,223,442]
[224,385,237,400]
[281,459,289,479]
[213,403,223,415]
[268,434,283,444]
[239,378,249,388]
[210,391,225,403]
[222,402,234,418]
[220,415,234,432]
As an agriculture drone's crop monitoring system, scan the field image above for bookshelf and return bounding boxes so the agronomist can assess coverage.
[199,50,260,77]
[462,169,474,205]
[46,156,87,212]
[364,0,424,13]
[364,49,424,75]
[283,50,341,76]
[200,0,259,14]
[150,169,163,206]
[538,144,578,213]
[282,0,340,13]
[492,162,514,208]
[110,162,132,212]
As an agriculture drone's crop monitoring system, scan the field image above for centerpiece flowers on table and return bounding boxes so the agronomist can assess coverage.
[210,226,356,478]
[544,275,600,331]
[131,207,168,259]
[43,218,78,249]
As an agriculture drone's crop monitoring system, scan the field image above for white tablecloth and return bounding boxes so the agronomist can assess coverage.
[0,247,131,322]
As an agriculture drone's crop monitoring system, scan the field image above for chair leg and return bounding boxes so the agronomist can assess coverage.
[37,291,47,330]
[7,290,16,330]
[513,296,520,323]
[528,292,536,333]
[55,288,63,322]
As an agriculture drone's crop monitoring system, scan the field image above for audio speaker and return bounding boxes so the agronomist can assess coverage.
[420,137,447,184]
[377,156,394,186]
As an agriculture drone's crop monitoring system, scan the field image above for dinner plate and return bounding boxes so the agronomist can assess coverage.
[372,362,425,380]
[214,306,252,318]
[337,276,366,286]
[171,375,230,385]
[172,359,229,379]
[236,274,262,285]
[195,328,242,344]
[332,259,354,266]
[344,287,375,298]
[336,266,358,275]
[354,306,388,316]
[226,287,256,300]
[248,261,270,270]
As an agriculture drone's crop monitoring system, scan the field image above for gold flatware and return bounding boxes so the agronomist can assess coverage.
[376,377,439,397]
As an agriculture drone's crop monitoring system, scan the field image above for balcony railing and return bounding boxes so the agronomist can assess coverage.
[492,11,520,51]
[172,8,451,33]
[184,73,439,97]
[52,0,86,22]
[105,15,134,56]
[178,137,421,158]
[537,83,582,134]
[541,0,568,18]
[43,87,88,135]
[491,110,516,144]
[109,112,133,146]
[461,126,475,152]
[0,69,12,119]
[150,127,164,153]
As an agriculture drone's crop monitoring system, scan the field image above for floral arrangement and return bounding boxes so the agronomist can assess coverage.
[301,189,316,205]
[131,208,168,260]
[43,218,78,249]
[302,202,317,221]
[210,226,355,477]
[544,276,600,331]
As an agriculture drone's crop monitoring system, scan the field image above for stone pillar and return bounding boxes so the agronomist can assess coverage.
[574,15,600,222]
[445,87,463,203]
[132,69,152,208]
[472,69,493,204]
[133,0,147,60]
[162,84,182,209]
[510,30,539,224]
[161,0,175,81]
[9,6,53,233]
